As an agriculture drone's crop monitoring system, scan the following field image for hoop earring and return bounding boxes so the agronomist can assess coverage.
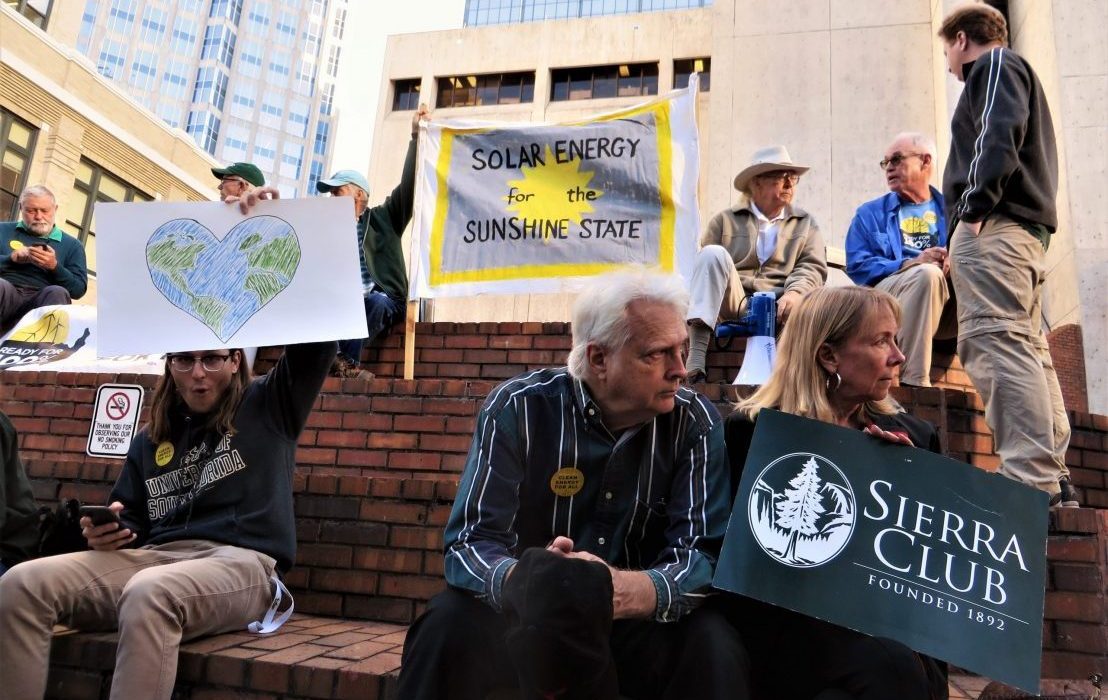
[826,372,842,393]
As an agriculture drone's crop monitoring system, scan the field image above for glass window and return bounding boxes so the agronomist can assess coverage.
[229,85,257,119]
[313,121,329,157]
[186,111,221,154]
[319,83,334,115]
[268,53,292,86]
[253,134,276,171]
[238,40,263,78]
[156,101,181,128]
[130,51,159,92]
[248,3,270,29]
[279,142,303,179]
[286,100,310,137]
[326,45,341,78]
[162,60,191,100]
[77,2,95,53]
[674,57,710,91]
[8,0,54,28]
[0,110,38,220]
[309,159,324,191]
[106,0,136,35]
[463,0,711,26]
[275,11,297,46]
[96,39,127,80]
[170,19,199,56]
[436,71,535,108]
[259,101,283,129]
[331,7,347,39]
[393,79,421,111]
[139,7,167,44]
[62,159,150,277]
[550,63,657,101]
[209,0,244,23]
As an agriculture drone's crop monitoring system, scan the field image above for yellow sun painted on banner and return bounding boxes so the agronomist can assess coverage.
[504,146,603,232]
[10,309,69,343]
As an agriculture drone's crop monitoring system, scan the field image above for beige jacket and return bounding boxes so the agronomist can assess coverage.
[700,197,827,296]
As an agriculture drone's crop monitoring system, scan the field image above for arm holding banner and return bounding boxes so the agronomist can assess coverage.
[377,106,430,237]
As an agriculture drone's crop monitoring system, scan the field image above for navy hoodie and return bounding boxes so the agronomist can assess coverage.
[110,341,336,573]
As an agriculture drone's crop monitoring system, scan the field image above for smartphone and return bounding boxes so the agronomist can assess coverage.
[79,505,122,527]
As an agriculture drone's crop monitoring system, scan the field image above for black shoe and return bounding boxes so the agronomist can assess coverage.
[1049,478,1080,509]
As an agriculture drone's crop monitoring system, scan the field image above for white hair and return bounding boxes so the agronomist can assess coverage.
[567,269,689,379]
[891,132,937,159]
[18,185,55,208]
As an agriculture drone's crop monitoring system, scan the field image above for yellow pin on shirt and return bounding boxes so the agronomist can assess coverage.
[155,442,174,467]
[550,467,585,497]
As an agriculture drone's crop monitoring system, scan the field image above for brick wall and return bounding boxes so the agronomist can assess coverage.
[253,321,980,391]
[1043,509,1108,679]
[1048,323,1089,415]
[3,325,1107,680]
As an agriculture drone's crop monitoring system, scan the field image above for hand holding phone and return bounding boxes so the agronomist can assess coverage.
[80,505,122,527]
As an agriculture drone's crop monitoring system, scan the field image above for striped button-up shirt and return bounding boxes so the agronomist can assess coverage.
[443,368,731,622]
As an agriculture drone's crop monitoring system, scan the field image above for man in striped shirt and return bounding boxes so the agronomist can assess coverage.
[398,271,750,700]
[938,4,1077,509]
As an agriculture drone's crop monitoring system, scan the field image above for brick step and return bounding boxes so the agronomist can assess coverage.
[45,614,405,700]
[252,321,977,390]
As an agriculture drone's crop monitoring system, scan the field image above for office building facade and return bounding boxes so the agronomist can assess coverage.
[72,0,346,197]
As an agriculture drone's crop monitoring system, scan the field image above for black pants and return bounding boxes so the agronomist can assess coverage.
[721,595,948,700]
[397,588,751,700]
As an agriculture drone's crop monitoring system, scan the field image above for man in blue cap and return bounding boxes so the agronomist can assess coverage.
[316,105,429,378]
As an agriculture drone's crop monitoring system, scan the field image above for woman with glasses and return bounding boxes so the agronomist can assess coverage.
[0,338,337,696]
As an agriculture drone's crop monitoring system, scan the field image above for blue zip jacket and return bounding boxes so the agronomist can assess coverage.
[844,187,946,287]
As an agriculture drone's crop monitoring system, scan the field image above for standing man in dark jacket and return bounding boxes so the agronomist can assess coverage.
[316,105,430,378]
[938,3,1076,508]
[0,186,87,332]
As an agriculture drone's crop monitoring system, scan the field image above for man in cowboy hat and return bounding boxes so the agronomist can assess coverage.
[685,145,827,382]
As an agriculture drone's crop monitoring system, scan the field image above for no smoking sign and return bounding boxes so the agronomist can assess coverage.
[87,384,144,458]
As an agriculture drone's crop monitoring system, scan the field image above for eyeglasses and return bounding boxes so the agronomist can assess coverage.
[879,153,925,169]
[218,177,247,188]
[168,354,233,373]
[759,171,801,186]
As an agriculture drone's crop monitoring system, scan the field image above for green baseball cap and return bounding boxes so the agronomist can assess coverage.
[211,162,265,187]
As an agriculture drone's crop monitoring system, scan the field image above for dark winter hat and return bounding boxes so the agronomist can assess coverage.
[501,548,619,699]
[211,162,265,187]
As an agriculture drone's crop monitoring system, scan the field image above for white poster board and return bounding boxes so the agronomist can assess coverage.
[96,198,367,356]
[87,383,144,458]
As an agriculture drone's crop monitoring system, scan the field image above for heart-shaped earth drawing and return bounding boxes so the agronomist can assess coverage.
[146,217,301,341]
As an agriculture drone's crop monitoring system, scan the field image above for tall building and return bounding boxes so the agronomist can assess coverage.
[462,0,711,26]
[72,0,348,197]
[371,0,1108,413]
[1,2,220,303]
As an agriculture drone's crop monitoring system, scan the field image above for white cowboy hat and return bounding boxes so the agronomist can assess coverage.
[732,145,811,192]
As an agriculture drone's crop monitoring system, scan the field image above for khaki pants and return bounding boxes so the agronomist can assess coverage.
[949,214,1070,495]
[0,540,275,700]
[687,245,752,326]
[875,263,956,387]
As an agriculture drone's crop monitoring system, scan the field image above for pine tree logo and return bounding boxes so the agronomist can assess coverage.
[748,452,856,568]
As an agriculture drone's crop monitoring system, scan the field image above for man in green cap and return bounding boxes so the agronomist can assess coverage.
[211,162,265,202]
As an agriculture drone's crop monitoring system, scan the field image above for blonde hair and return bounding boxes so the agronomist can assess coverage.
[735,287,901,424]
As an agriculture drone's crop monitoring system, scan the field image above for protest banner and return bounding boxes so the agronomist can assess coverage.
[96,197,366,356]
[0,304,164,374]
[715,409,1049,693]
[409,77,701,299]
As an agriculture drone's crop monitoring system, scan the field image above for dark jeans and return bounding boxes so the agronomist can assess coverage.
[720,595,948,700]
[337,291,404,365]
[397,588,751,700]
[0,280,70,333]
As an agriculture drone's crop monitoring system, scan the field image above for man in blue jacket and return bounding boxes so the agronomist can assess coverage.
[845,133,954,387]
[0,186,87,333]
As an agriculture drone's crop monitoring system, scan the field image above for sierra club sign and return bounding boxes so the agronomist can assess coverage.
[714,409,1049,693]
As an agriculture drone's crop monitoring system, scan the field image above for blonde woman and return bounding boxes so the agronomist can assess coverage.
[723,286,947,700]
